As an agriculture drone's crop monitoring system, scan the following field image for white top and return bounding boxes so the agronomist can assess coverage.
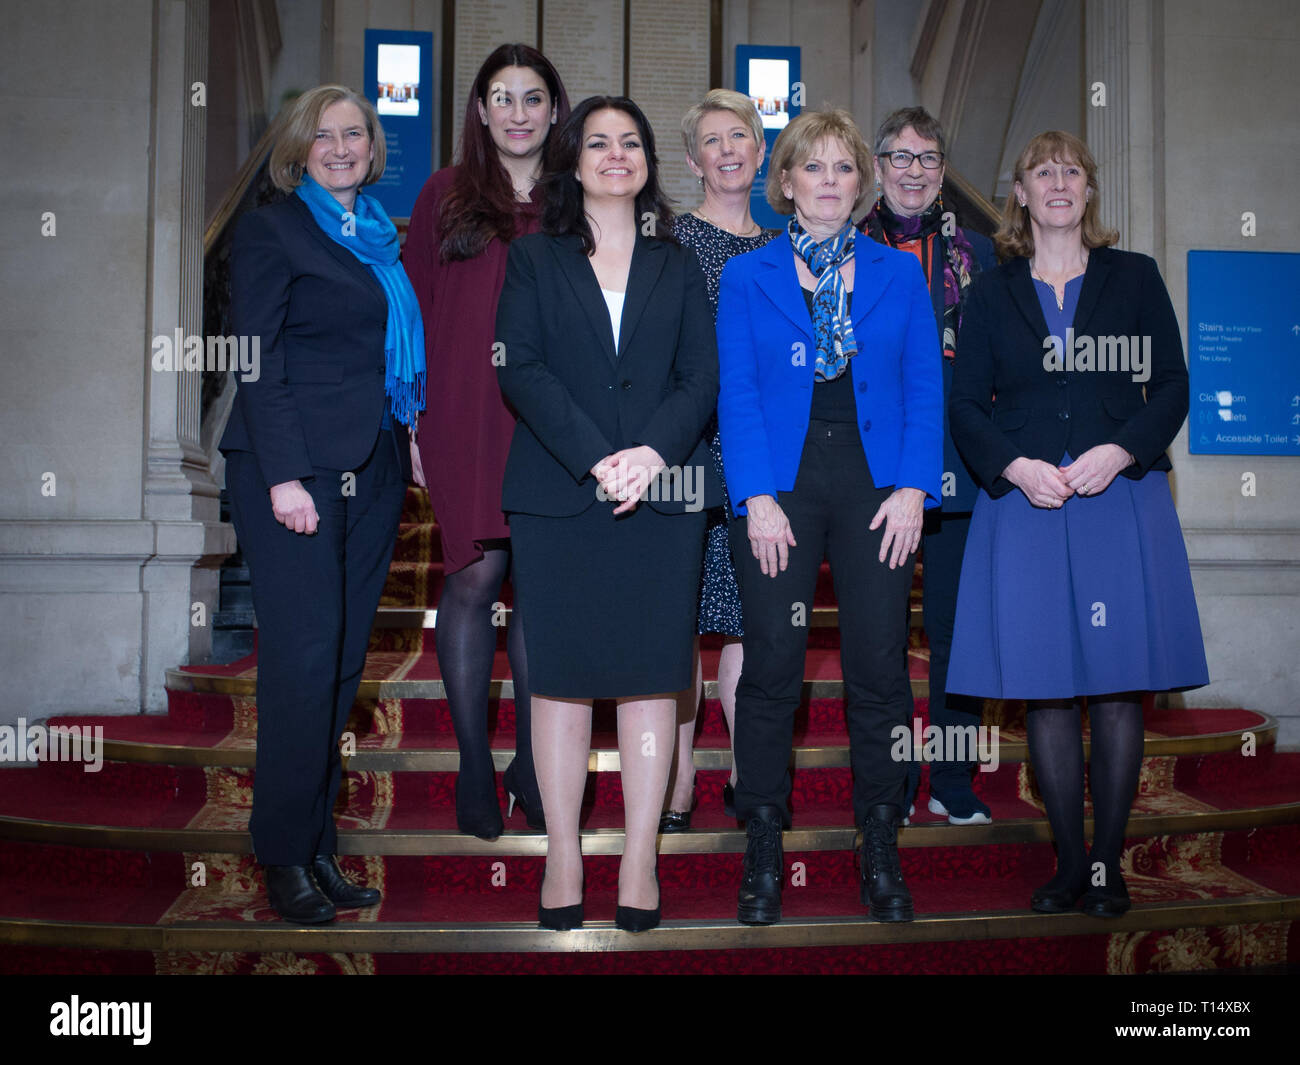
[600,287,626,352]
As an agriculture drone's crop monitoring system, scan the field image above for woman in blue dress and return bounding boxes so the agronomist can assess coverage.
[948,130,1208,918]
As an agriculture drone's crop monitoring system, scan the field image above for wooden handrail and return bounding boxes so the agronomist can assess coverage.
[203,108,288,256]
[944,164,1002,230]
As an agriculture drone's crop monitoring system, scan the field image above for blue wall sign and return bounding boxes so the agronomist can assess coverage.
[1187,250,1300,456]
[364,29,434,219]
[735,45,801,231]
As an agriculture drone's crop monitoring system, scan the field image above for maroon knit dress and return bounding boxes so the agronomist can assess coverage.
[402,166,542,573]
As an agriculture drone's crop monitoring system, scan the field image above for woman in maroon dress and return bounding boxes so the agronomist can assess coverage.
[403,44,570,838]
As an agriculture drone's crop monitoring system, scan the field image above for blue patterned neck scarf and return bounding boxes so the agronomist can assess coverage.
[788,216,858,381]
[294,175,426,426]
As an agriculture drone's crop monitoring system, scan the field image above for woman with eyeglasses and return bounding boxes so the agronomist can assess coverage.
[858,107,996,827]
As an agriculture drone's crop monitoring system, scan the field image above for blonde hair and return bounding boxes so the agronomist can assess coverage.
[765,109,872,216]
[268,85,386,193]
[996,130,1118,259]
[680,89,764,165]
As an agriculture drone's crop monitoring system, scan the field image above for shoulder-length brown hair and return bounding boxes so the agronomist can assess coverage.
[995,130,1118,259]
[438,43,570,261]
[268,85,386,192]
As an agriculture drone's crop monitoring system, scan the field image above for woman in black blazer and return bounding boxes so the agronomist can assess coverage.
[948,130,1207,918]
[220,86,422,923]
[496,96,718,932]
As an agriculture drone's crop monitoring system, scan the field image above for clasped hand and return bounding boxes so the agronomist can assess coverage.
[591,445,666,515]
[1004,444,1133,509]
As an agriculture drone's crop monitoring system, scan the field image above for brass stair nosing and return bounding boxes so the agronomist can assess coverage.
[96,719,1279,771]
[165,669,931,701]
[3,802,1297,856]
[1,895,1296,955]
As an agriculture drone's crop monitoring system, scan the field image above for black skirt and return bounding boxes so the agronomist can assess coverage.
[509,502,706,699]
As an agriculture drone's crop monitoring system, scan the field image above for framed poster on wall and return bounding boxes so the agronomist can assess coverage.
[364,29,435,220]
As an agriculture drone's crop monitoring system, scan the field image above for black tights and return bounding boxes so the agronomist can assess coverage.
[1025,694,1144,893]
[435,545,536,836]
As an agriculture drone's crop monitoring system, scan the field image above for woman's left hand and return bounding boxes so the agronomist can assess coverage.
[1058,444,1134,498]
[869,487,926,569]
[594,445,666,515]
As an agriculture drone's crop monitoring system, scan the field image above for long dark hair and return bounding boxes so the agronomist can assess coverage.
[438,44,570,261]
[541,95,677,253]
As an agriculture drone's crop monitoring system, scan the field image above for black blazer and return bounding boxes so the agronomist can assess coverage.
[495,231,720,517]
[949,246,1188,499]
[219,195,410,485]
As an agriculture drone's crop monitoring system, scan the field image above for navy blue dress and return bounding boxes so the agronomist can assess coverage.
[947,276,1209,698]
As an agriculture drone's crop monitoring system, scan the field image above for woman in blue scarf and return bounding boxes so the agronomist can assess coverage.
[220,85,424,923]
[716,110,942,925]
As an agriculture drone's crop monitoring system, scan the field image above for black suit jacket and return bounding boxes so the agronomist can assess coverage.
[949,246,1188,499]
[495,231,720,517]
[219,195,410,484]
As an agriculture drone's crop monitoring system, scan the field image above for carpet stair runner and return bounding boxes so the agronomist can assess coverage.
[1,487,1297,975]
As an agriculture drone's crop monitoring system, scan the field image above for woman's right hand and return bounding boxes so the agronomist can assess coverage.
[745,494,797,577]
[1002,457,1074,509]
[410,437,427,488]
[269,479,319,534]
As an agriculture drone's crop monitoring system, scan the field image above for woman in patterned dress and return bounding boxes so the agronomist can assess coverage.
[660,90,778,832]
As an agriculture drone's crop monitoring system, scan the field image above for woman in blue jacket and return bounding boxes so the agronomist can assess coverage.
[716,109,942,925]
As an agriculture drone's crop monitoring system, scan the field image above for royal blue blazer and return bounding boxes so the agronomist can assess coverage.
[715,231,943,516]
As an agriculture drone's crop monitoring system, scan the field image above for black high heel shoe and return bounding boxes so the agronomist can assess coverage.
[722,781,737,819]
[538,901,584,930]
[503,761,546,831]
[615,871,661,933]
[658,782,698,833]
[455,769,504,841]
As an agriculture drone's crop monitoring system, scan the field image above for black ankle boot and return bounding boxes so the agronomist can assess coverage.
[265,865,335,924]
[311,854,381,908]
[737,805,784,925]
[859,804,913,923]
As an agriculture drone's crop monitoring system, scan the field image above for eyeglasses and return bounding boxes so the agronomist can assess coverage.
[878,150,945,170]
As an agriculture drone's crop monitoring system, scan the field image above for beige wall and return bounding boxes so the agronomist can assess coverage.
[1156,0,1300,739]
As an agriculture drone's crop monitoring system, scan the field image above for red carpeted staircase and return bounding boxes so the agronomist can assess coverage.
[1,487,1297,975]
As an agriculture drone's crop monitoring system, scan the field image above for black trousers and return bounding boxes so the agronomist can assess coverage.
[731,421,915,827]
[226,431,406,865]
[918,510,984,795]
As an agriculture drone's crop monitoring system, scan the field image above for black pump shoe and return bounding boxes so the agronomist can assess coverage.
[859,804,913,923]
[311,854,381,908]
[265,865,336,924]
[737,805,784,925]
[1080,860,1131,917]
[658,784,698,834]
[456,771,504,841]
[1031,869,1089,914]
[616,872,661,933]
[538,902,584,931]
[503,762,546,831]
